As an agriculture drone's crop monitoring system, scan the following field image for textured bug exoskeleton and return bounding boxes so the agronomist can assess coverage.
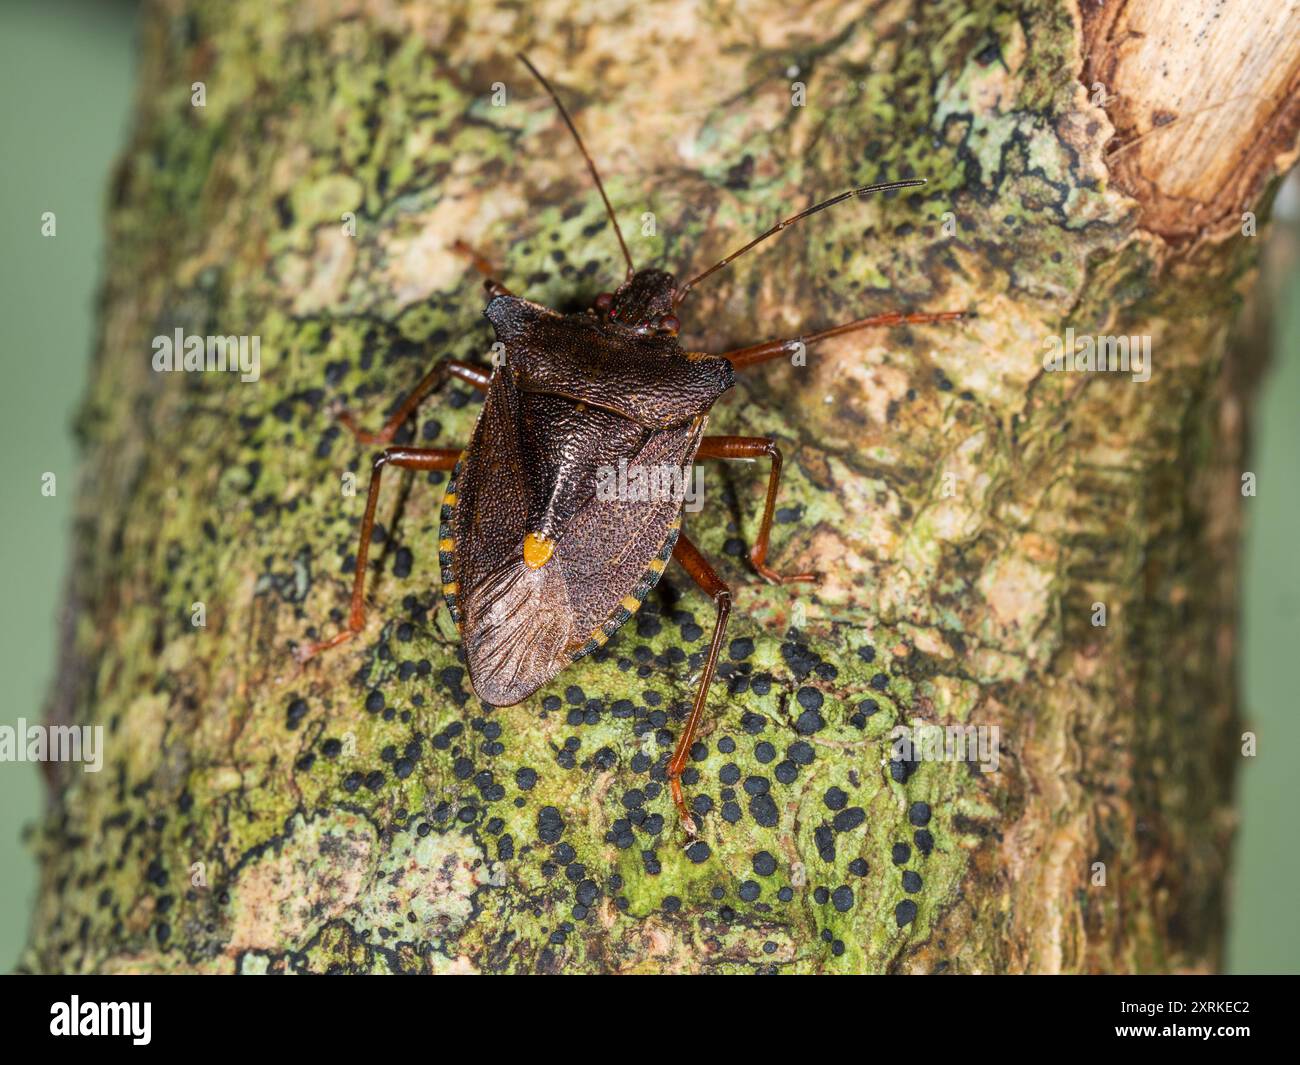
[298,54,968,838]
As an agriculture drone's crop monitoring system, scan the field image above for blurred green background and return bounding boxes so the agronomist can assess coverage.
[1,0,1296,973]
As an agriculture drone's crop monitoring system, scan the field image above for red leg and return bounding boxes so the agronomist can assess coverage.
[295,447,462,664]
[451,238,513,298]
[696,436,816,584]
[666,533,732,837]
[719,309,969,370]
[333,359,490,445]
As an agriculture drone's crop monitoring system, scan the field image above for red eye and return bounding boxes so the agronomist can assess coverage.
[594,292,613,313]
[659,314,680,336]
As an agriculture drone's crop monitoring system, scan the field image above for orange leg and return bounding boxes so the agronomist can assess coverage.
[295,447,462,664]
[332,358,490,445]
[696,436,816,584]
[719,309,969,370]
[451,238,513,298]
[666,533,732,837]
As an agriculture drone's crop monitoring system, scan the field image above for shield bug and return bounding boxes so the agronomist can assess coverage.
[297,53,967,836]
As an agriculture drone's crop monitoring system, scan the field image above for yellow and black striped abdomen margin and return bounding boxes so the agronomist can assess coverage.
[570,513,682,662]
[437,452,468,628]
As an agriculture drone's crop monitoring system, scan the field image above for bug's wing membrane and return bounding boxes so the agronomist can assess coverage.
[452,370,574,706]
[486,295,734,428]
[555,416,707,656]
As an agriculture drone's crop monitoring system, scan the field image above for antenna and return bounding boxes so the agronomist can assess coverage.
[674,178,926,306]
[518,53,635,278]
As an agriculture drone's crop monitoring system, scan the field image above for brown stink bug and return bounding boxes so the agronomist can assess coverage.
[297,54,967,836]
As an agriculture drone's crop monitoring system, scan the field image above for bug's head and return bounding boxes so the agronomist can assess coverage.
[594,268,681,338]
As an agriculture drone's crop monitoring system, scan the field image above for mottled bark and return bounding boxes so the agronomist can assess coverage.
[25,0,1300,973]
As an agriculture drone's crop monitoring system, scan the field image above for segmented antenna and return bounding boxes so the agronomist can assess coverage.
[674,179,927,306]
[518,53,635,279]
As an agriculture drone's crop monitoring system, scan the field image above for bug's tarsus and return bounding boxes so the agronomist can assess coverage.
[673,178,928,306]
[666,532,733,837]
[695,435,817,583]
[517,52,635,279]
[294,446,463,666]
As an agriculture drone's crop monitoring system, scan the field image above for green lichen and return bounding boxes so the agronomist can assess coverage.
[24,0,1256,974]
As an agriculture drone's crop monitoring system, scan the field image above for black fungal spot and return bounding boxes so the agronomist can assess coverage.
[538,806,565,843]
[749,794,778,827]
[796,686,824,711]
[685,841,711,864]
[393,546,413,578]
[724,153,754,189]
[833,807,865,833]
[781,641,818,680]
[795,709,825,734]
[815,825,836,862]
[889,756,919,783]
